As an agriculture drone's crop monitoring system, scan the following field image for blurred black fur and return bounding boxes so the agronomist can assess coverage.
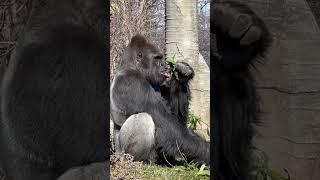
[212,1,272,180]
[0,0,107,179]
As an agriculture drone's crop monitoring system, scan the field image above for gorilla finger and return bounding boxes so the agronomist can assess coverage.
[214,4,258,41]
[228,14,252,39]
[213,4,238,33]
[240,25,262,45]
[175,62,192,76]
[175,63,185,73]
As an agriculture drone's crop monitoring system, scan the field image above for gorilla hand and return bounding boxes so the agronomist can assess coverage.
[173,62,194,83]
[213,2,271,70]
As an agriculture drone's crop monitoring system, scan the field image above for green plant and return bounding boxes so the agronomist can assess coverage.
[166,54,177,72]
[188,112,210,137]
[188,113,201,130]
[252,150,290,180]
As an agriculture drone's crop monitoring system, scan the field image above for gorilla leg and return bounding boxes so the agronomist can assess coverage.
[116,113,157,162]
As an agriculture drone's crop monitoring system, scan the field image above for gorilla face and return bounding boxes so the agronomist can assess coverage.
[140,51,168,85]
[126,35,170,85]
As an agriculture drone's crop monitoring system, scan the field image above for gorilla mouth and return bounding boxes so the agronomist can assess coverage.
[161,70,171,78]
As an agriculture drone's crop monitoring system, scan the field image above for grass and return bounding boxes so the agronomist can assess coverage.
[111,153,210,180]
[111,150,289,180]
[252,150,290,180]
[141,163,210,180]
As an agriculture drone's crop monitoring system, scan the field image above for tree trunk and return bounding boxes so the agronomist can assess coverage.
[165,0,210,139]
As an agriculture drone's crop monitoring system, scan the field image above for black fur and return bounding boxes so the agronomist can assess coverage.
[159,62,194,126]
[0,0,107,179]
[111,35,209,165]
[212,1,272,180]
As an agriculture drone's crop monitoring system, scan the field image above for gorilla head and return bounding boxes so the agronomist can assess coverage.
[120,35,169,85]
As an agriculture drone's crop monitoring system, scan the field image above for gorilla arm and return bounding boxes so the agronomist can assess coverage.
[111,69,209,164]
[160,62,194,126]
[212,1,272,179]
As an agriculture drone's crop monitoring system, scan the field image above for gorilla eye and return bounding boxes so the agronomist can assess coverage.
[136,52,143,62]
[158,62,164,67]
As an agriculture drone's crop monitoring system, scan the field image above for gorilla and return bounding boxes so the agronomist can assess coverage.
[110,35,210,165]
[212,1,272,180]
[0,0,108,179]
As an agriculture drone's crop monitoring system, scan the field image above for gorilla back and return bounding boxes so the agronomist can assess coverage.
[0,0,107,179]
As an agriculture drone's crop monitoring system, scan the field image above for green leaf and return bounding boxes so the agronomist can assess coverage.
[188,113,201,130]
[166,54,177,71]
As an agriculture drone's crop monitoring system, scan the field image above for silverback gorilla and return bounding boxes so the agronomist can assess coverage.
[110,34,210,165]
[213,1,271,180]
[0,0,107,179]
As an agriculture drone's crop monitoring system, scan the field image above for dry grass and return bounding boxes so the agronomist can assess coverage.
[110,153,210,180]
[111,153,144,180]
